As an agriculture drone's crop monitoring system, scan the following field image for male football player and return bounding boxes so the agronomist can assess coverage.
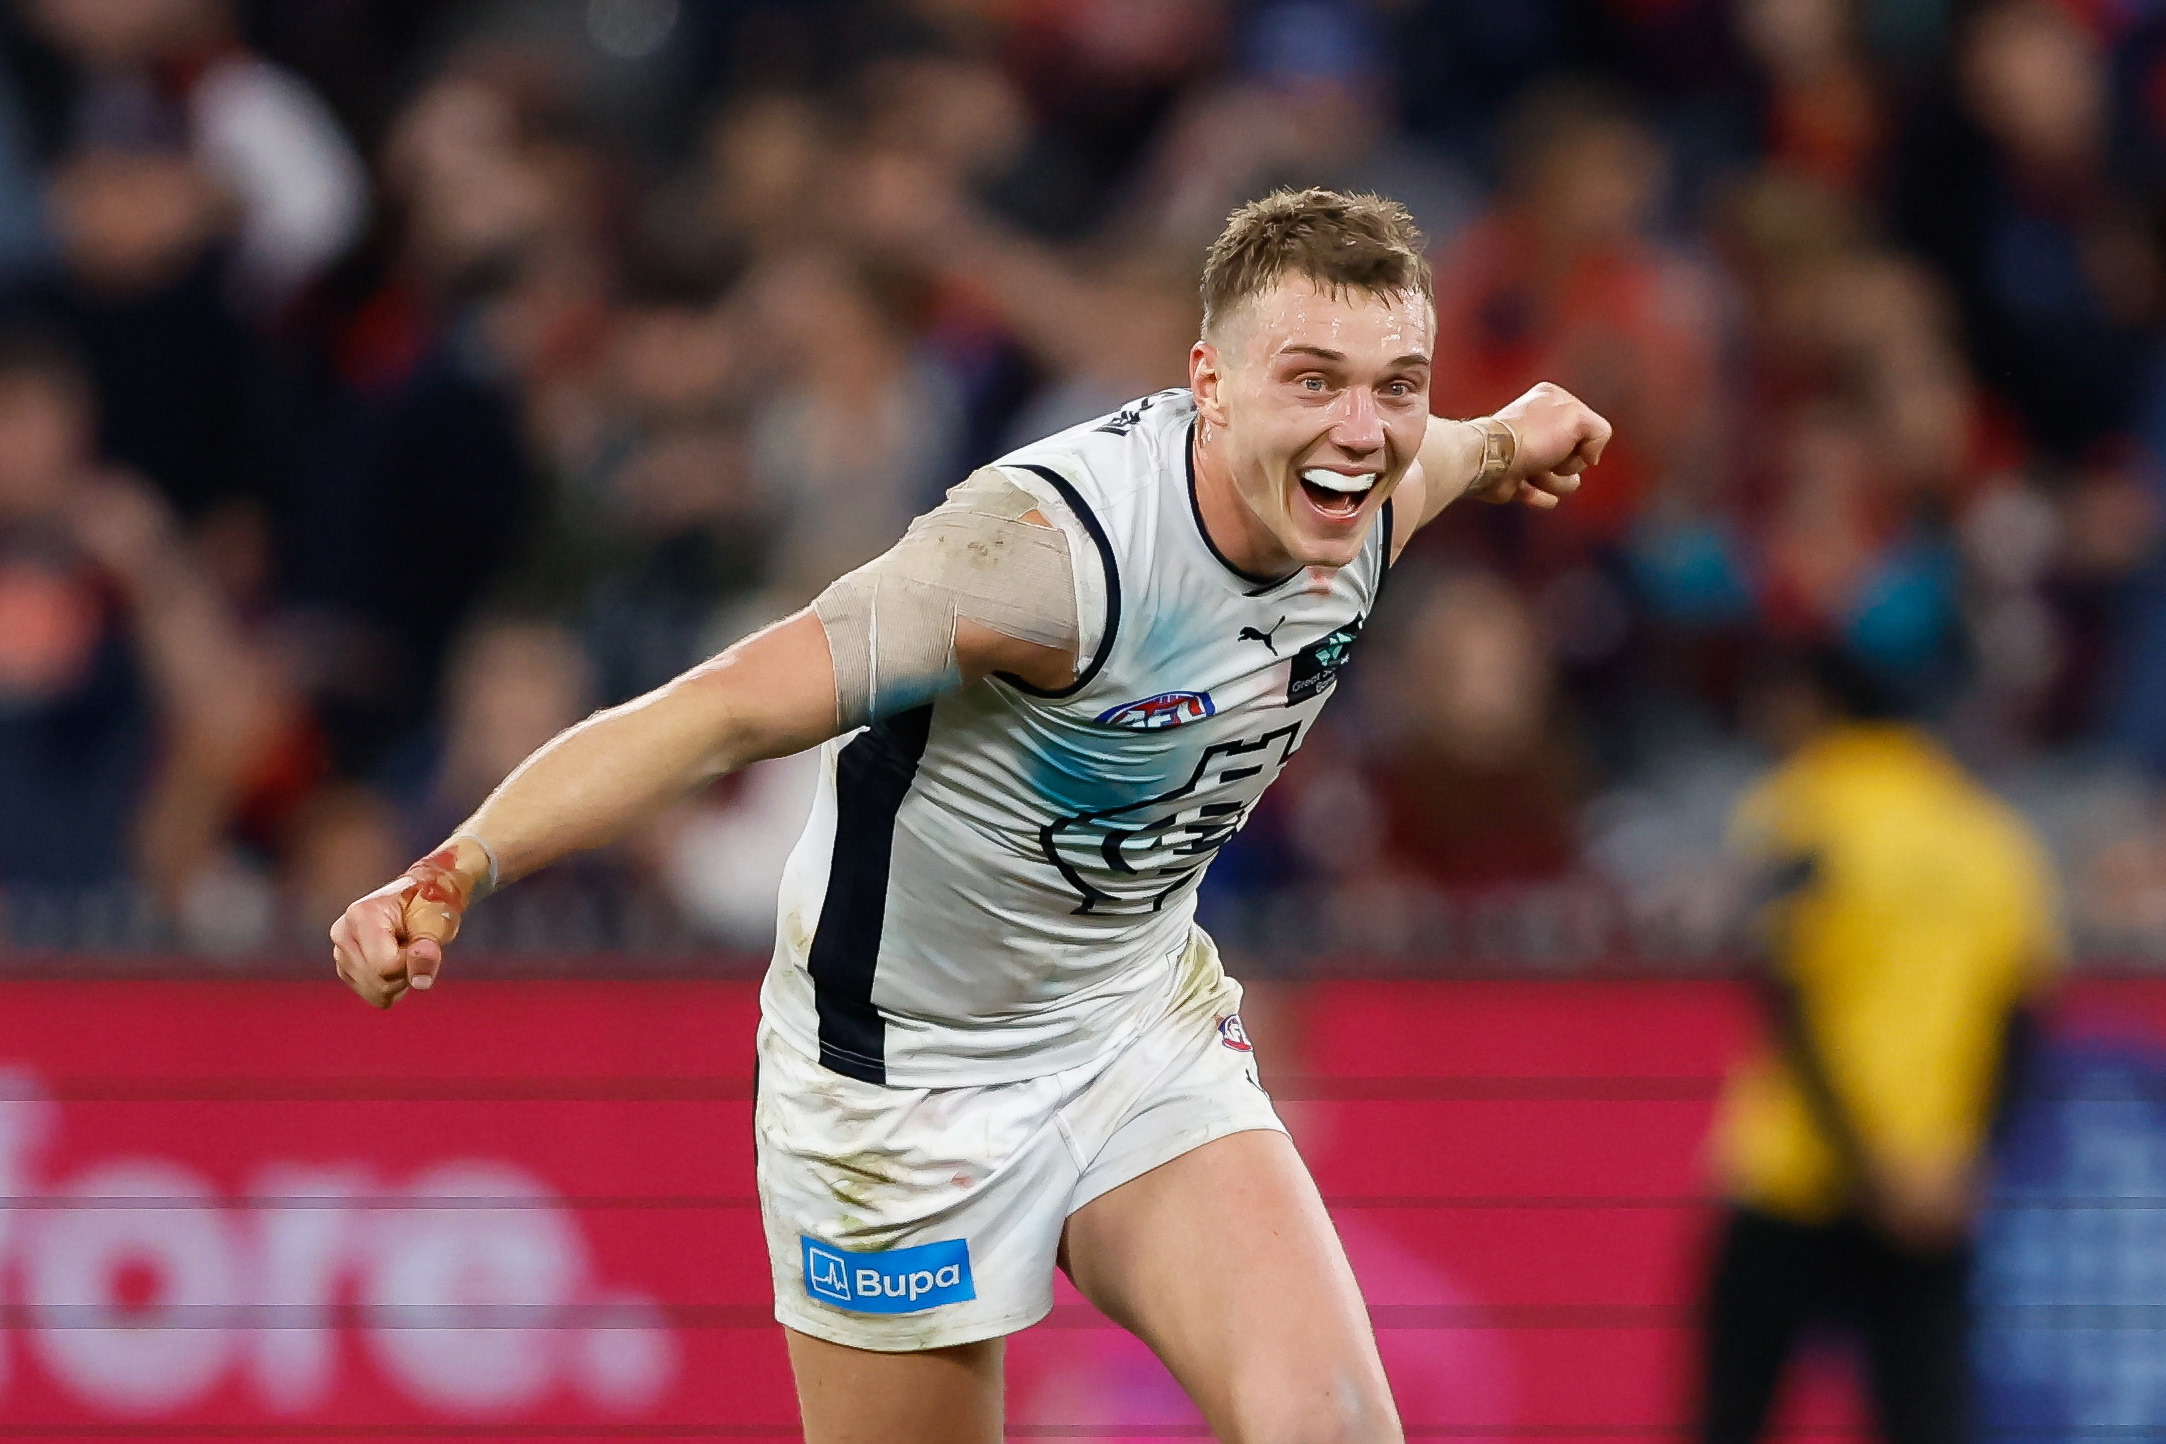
[332,188,1610,1443]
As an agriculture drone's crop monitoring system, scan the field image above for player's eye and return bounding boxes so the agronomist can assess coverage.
[1300,376,1326,392]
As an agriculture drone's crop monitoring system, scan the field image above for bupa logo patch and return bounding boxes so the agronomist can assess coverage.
[1217,1014,1253,1051]
[1097,691,1215,730]
[802,1236,975,1314]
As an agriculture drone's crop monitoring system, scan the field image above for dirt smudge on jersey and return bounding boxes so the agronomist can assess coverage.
[781,906,812,958]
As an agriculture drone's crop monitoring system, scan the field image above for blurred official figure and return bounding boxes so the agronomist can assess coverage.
[1700,648,2062,1444]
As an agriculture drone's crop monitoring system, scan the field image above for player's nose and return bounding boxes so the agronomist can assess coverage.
[1326,386,1384,454]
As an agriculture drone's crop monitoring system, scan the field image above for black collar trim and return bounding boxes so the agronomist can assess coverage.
[1003,463,1121,698]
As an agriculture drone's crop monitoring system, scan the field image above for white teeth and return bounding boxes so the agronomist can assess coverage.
[1301,469,1377,494]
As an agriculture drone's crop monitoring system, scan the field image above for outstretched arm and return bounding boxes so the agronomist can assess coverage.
[331,612,843,1007]
[330,468,1083,1009]
[1395,382,1614,554]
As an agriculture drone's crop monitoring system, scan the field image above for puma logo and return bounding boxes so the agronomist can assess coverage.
[1238,616,1289,654]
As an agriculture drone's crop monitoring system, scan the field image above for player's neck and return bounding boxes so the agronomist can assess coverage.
[1192,427,1298,581]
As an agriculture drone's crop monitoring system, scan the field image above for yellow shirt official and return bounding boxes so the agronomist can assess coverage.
[1712,725,2062,1224]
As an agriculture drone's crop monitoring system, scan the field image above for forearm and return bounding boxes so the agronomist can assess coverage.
[436,614,840,891]
[1404,383,1607,533]
[335,612,843,1007]
[1412,415,1487,529]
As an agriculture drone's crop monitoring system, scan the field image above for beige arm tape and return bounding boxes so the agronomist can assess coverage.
[452,832,500,900]
[813,467,1082,729]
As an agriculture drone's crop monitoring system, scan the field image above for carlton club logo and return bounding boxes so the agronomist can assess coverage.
[1096,691,1215,730]
[1042,723,1301,915]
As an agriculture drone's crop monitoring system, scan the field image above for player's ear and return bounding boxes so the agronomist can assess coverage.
[1190,338,1230,426]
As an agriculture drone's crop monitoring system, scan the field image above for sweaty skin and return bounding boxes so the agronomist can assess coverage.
[1188,278,1606,582]
[1189,280,1434,577]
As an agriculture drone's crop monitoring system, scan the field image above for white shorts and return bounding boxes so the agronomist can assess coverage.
[755,929,1284,1352]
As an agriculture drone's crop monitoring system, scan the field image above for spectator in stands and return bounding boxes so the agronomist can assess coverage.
[1754,404,1964,709]
[1735,0,1885,197]
[395,617,594,853]
[0,327,288,906]
[1427,80,1719,546]
[278,57,546,779]
[1893,0,2159,457]
[1699,645,2062,1444]
[741,247,967,601]
[21,93,277,526]
[572,283,766,705]
[1362,567,1583,887]
[1113,0,1477,263]
[696,90,836,266]
[24,0,366,311]
[846,99,1198,446]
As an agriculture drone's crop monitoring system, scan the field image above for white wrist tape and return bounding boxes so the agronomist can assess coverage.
[813,468,1082,729]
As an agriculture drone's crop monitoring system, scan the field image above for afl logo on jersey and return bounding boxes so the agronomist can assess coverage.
[1217,1014,1254,1051]
[1097,691,1215,730]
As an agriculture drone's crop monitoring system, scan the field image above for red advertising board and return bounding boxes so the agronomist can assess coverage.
[0,971,2003,1439]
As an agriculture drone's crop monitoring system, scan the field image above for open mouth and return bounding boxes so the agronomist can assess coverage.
[1298,468,1376,519]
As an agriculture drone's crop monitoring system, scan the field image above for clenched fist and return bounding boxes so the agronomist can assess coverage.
[1466,381,1613,511]
[330,836,494,1009]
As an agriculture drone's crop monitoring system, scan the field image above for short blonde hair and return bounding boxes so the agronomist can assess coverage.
[1199,188,1431,338]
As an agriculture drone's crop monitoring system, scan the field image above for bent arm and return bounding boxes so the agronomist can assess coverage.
[1396,383,1615,555]
[457,589,1070,887]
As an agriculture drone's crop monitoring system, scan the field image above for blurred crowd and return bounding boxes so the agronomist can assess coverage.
[7,0,2166,961]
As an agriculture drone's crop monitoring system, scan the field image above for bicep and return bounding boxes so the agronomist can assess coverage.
[678,611,845,773]
[955,615,1076,691]
[814,469,1085,727]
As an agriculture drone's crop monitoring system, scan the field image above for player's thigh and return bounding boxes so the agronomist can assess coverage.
[1060,1128,1401,1444]
[786,1327,1003,1444]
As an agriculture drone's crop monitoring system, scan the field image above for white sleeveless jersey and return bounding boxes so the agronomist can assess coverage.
[759,389,1393,1086]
